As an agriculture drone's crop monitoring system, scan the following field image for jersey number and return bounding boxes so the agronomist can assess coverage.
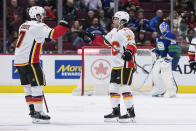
[16,31,26,48]
[112,41,120,56]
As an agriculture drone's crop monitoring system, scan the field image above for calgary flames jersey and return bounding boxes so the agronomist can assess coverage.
[14,21,52,66]
[14,20,69,66]
[188,37,196,61]
[92,28,137,68]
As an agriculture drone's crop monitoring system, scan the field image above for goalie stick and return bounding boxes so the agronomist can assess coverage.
[100,35,150,74]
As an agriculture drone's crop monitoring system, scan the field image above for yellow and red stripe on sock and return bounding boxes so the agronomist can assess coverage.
[32,96,43,104]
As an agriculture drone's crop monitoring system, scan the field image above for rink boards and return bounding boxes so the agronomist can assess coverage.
[0,54,195,93]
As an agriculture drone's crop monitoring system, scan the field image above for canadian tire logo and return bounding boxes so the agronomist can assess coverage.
[91,59,111,80]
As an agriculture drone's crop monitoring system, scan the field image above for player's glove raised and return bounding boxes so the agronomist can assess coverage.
[59,16,72,28]
[121,49,132,61]
[79,31,96,42]
[189,60,196,70]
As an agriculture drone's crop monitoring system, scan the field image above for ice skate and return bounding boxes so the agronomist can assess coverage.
[104,105,120,122]
[119,106,136,123]
[28,104,35,117]
[152,92,165,97]
[32,111,50,124]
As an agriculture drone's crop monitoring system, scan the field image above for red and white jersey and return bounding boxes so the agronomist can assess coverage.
[92,27,137,68]
[14,21,52,66]
[188,37,196,61]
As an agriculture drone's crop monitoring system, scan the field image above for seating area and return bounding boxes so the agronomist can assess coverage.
[0,0,171,53]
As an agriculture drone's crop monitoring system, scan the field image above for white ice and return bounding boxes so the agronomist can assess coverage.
[0,93,196,131]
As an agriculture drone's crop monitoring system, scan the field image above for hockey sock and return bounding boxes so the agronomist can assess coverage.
[31,86,44,112]
[32,95,43,112]
[110,93,120,108]
[122,92,133,109]
[24,84,33,105]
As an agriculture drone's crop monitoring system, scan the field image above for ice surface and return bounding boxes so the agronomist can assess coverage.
[0,93,196,131]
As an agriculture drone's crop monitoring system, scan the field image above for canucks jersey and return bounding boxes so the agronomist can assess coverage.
[14,21,52,66]
[155,32,181,70]
[92,28,137,68]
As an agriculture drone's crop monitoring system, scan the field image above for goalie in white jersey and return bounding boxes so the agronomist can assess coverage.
[14,6,70,123]
[83,11,137,123]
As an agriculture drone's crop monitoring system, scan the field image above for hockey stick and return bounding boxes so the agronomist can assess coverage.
[100,35,149,74]
[133,60,156,91]
[160,35,182,42]
[43,92,49,113]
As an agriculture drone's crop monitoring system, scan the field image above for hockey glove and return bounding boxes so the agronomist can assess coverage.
[163,57,172,63]
[59,16,72,28]
[189,60,196,70]
[79,31,96,42]
[121,49,132,61]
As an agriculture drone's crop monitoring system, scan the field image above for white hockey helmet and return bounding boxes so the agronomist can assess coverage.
[29,6,45,20]
[114,11,129,22]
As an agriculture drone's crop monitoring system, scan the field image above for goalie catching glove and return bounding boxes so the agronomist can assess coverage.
[189,60,196,70]
[121,47,132,61]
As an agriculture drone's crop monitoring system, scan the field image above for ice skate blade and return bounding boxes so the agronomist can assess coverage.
[104,117,118,122]
[119,118,136,123]
[32,118,50,124]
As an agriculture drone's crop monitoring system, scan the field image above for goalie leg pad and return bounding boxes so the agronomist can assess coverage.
[160,61,177,98]
[151,59,166,96]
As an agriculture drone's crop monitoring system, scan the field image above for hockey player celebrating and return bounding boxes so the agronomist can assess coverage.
[151,22,180,98]
[83,11,137,123]
[14,6,70,123]
[188,37,196,71]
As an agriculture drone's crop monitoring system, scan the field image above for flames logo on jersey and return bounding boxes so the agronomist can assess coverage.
[91,59,111,80]
[55,60,81,79]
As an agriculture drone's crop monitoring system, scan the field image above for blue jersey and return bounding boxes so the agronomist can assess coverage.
[155,32,181,70]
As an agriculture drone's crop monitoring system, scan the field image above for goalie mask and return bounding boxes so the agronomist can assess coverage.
[159,22,170,35]
[29,6,45,21]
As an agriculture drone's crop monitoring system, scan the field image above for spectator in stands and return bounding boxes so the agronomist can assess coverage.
[83,10,95,29]
[74,0,86,11]
[86,17,104,36]
[127,9,139,32]
[137,11,150,32]
[173,27,179,37]
[186,29,195,45]
[98,9,111,33]
[83,0,102,11]
[122,1,138,12]
[149,9,163,32]
[6,30,18,53]
[65,20,84,50]
[136,30,146,46]
[188,14,196,29]
[178,19,189,39]
[151,32,158,48]
[172,10,181,28]
[121,0,140,7]
[7,0,24,32]
[40,0,56,19]
[23,0,37,21]
[179,36,188,54]
[63,0,76,22]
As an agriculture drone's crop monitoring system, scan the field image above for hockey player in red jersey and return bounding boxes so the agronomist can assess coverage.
[14,6,70,123]
[83,11,137,123]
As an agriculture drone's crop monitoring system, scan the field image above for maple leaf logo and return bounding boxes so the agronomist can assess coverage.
[94,62,108,75]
